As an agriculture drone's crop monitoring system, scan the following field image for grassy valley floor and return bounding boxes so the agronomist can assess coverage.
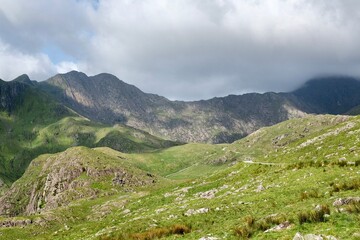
[0,115,359,239]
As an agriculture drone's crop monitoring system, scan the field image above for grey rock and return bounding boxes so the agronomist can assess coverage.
[0,218,32,228]
[293,232,305,240]
[293,233,337,240]
[265,221,292,232]
[255,183,266,192]
[184,208,209,216]
[333,197,360,207]
[326,236,338,240]
[304,234,323,240]
[195,189,218,199]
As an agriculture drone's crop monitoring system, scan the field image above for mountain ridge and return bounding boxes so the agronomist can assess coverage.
[36,71,360,143]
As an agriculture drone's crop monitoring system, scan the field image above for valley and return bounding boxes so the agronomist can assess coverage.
[0,73,359,239]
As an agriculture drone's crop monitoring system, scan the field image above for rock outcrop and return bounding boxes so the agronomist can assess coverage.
[0,77,29,113]
[0,147,157,216]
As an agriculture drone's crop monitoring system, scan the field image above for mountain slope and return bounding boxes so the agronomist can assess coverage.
[0,76,75,183]
[40,71,308,143]
[292,76,360,114]
[40,72,360,144]
[0,77,177,185]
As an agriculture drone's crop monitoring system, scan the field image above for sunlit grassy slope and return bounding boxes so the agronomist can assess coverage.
[0,87,176,185]
[1,114,359,239]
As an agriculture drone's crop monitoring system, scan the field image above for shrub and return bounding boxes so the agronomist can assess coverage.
[234,225,253,239]
[244,215,256,227]
[235,213,288,236]
[331,178,360,193]
[256,219,270,231]
[170,224,191,235]
[256,214,287,231]
[100,224,191,240]
[298,205,330,224]
[344,201,360,213]
[300,189,320,200]
[355,159,360,167]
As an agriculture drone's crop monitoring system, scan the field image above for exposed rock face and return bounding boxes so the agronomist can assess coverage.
[39,71,308,143]
[39,72,360,143]
[0,77,29,113]
[0,218,32,228]
[0,147,157,216]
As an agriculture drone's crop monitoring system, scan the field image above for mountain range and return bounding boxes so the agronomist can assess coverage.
[1,71,360,239]
[4,71,360,144]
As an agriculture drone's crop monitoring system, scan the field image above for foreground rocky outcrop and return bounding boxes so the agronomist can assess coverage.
[0,147,157,217]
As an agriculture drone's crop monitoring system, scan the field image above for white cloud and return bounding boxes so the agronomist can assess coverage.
[56,61,80,74]
[1,0,360,99]
[0,40,55,80]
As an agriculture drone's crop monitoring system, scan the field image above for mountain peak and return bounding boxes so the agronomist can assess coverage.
[12,74,33,85]
[58,70,88,79]
[293,76,360,114]
[297,76,360,89]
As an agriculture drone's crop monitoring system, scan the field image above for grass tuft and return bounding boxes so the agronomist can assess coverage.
[298,204,330,224]
[130,224,191,240]
[234,225,253,239]
[300,189,321,200]
[331,178,360,193]
[244,215,256,227]
[99,224,191,240]
[344,201,360,213]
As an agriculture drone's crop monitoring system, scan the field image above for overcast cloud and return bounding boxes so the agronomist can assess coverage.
[0,0,360,100]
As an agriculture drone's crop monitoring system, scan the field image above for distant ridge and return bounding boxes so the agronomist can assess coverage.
[35,71,360,143]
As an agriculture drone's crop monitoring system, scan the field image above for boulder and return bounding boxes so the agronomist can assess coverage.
[293,233,337,240]
[264,221,292,232]
[255,183,265,192]
[195,189,218,199]
[184,208,209,216]
[333,197,360,207]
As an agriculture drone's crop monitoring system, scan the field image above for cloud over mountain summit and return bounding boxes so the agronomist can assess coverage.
[1,0,360,100]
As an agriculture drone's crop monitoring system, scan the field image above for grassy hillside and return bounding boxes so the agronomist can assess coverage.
[0,85,177,186]
[1,114,359,239]
[0,85,75,183]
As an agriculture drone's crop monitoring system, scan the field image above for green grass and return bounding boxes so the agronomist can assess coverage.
[1,114,360,239]
[95,143,226,179]
[0,89,178,185]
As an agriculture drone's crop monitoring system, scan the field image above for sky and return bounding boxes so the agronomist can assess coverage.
[0,0,360,100]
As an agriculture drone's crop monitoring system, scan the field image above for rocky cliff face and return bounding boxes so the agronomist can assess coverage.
[39,71,310,143]
[0,147,157,216]
[0,76,31,113]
